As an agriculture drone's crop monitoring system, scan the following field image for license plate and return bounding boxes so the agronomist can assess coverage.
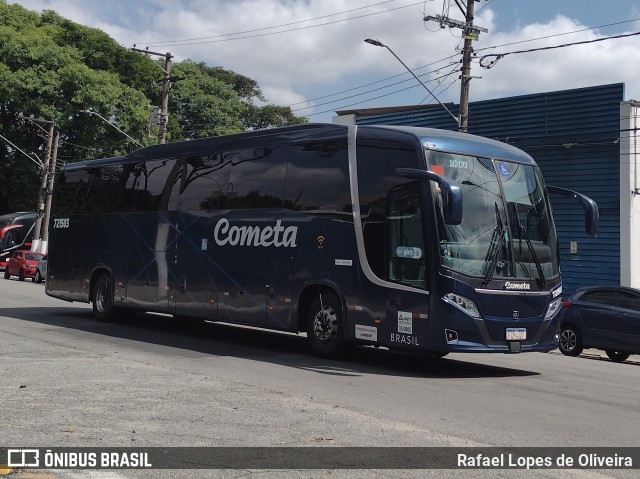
[506,328,526,341]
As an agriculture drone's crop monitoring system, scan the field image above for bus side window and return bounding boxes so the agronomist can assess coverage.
[284,140,350,217]
[124,159,181,212]
[227,147,287,209]
[180,153,231,212]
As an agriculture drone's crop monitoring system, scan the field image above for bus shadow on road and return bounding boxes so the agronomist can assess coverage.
[1,306,538,379]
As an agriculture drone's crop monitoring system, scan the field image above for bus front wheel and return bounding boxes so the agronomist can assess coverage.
[307,292,349,358]
[93,273,115,322]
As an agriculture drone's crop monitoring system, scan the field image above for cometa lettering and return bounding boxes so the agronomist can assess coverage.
[214,218,298,248]
[504,282,530,290]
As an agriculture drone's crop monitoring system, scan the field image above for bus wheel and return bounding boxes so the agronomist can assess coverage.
[93,273,115,322]
[605,350,630,363]
[307,292,348,358]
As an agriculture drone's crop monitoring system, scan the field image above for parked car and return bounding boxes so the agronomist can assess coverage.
[4,250,44,281]
[558,286,640,363]
[33,254,47,283]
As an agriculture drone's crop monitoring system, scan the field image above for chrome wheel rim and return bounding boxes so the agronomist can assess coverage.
[312,305,338,345]
[559,329,577,352]
[95,282,109,313]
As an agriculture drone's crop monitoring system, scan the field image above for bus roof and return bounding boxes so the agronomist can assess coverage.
[61,123,535,171]
[360,125,536,165]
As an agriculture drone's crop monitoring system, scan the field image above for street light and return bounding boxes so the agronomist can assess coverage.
[79,109,144,148]
[364,38,460,129]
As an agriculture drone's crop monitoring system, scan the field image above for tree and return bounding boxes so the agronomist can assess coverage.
[0,2,154,211]
[168,61,247,141]
[168,61,306,141]
[0,1,307,215]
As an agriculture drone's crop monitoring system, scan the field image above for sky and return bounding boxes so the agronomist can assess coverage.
[9,0,640,124]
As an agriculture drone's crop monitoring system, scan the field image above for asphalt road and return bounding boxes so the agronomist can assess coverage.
[1,276,639,479]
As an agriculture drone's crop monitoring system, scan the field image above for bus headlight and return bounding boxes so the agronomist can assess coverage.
[545,297,562,320]
[443,293,481,319]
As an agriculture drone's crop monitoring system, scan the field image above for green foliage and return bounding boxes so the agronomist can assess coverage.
[0,1,307,215]
[245,104,308,130]
[169,60,246,140]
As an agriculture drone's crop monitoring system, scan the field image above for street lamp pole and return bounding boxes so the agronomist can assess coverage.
[79,109,144,148]
[364,38,460,129]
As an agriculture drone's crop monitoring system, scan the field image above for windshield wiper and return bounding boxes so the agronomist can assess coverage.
[512,203,546,287]
[483,203,509,285]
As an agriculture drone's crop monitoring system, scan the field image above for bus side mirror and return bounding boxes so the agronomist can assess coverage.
[546,185,599,236]
[395,168,462,225]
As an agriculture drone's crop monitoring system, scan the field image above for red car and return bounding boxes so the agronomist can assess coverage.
[4,250,44,281]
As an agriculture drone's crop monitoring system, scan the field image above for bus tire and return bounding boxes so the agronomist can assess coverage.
[307,292,349,358]
[605,350,630,363]
[92,273,115,322]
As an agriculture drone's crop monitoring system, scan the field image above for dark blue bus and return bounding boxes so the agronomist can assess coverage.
[45,124,598,358]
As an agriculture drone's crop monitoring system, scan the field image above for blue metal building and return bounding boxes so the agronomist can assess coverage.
[334,83,625,296]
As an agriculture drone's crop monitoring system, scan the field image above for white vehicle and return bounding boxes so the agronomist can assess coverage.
[33,254,47,284]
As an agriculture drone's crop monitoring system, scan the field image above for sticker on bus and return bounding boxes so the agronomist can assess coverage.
[398,311,413,334]
[355,325,377,341]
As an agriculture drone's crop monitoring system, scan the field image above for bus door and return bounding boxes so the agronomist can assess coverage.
[384,183,430,349]
[174,215,218,321]
[212,215,269,327]
[266,255,294,330]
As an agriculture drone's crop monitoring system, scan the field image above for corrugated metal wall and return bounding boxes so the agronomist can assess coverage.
[353,83,624,296]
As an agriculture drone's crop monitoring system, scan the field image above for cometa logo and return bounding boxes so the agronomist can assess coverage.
[214,218,298,248]
[504,282,531,290]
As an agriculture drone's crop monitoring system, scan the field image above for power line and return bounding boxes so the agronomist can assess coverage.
[292,17,640,116]
[287,53,459,107]
[290,63,458,112]
[480,30,640,69]
[139,2,425,47]
[474,18,640,54]
[141,0,403,46]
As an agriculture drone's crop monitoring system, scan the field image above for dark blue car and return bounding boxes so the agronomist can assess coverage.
[558,286,640,362]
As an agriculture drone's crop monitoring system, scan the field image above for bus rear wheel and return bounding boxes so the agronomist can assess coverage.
[93,273,115,322]
[605,350,630,363]
[307,292,349,359]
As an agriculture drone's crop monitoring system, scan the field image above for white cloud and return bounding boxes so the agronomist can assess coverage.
[8,0,640,122]
[471,15,640,102]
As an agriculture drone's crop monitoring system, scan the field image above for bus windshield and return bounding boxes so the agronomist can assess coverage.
[427,150,559,282]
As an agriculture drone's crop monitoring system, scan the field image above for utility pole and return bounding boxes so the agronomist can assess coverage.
[131,48,174,144]
[30,118,55,253]
[41,128,60,252]
[425,1,487,132]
